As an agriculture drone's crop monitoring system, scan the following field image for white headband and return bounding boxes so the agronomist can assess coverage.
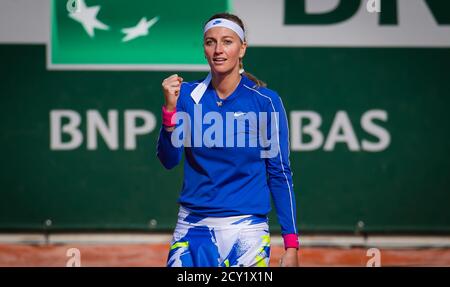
[203,18,245,42]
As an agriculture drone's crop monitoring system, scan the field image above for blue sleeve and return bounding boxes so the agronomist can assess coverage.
[265,93,298,235]
[156,85,185,170]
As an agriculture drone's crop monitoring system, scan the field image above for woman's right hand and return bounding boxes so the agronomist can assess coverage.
[162,74,183,111]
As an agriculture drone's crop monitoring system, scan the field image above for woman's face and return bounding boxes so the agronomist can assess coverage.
[204,26,247,75]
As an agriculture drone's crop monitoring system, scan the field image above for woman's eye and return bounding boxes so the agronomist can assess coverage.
[224,40,232,44]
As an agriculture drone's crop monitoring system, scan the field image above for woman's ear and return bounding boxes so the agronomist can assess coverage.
[239,41,247,58]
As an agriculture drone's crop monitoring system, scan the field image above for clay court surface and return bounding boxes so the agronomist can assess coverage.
[1,235,450,267]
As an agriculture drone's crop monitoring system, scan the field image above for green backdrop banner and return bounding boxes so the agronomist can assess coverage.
[1,44,449,233]
[50,0,229,68]
[0,0,449,233]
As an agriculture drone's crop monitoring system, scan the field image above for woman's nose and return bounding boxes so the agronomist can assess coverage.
[215,43,224,53]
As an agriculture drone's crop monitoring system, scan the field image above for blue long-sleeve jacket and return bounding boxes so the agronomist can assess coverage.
[157,74,298,235]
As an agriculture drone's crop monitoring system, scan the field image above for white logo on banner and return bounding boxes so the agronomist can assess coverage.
[50,110,156,150]
[290,110,390,152]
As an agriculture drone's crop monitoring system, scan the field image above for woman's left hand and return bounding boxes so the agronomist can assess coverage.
[279,248,299,267]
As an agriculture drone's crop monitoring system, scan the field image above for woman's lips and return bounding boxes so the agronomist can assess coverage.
[213,58,227,64]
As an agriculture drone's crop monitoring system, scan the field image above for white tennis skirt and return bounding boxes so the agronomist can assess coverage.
[167,205,271,267]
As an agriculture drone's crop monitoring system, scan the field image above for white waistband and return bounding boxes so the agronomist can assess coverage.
[177,205,268,229]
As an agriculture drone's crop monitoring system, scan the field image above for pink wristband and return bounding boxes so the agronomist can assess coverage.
[162,106,177,127]
[283,233,299,250]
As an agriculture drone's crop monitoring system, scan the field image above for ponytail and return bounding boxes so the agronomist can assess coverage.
[239,60,267,88]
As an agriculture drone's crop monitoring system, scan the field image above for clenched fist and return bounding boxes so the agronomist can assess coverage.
[162,74,183,112]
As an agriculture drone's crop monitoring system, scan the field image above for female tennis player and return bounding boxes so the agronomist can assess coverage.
[157,12,299,267]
